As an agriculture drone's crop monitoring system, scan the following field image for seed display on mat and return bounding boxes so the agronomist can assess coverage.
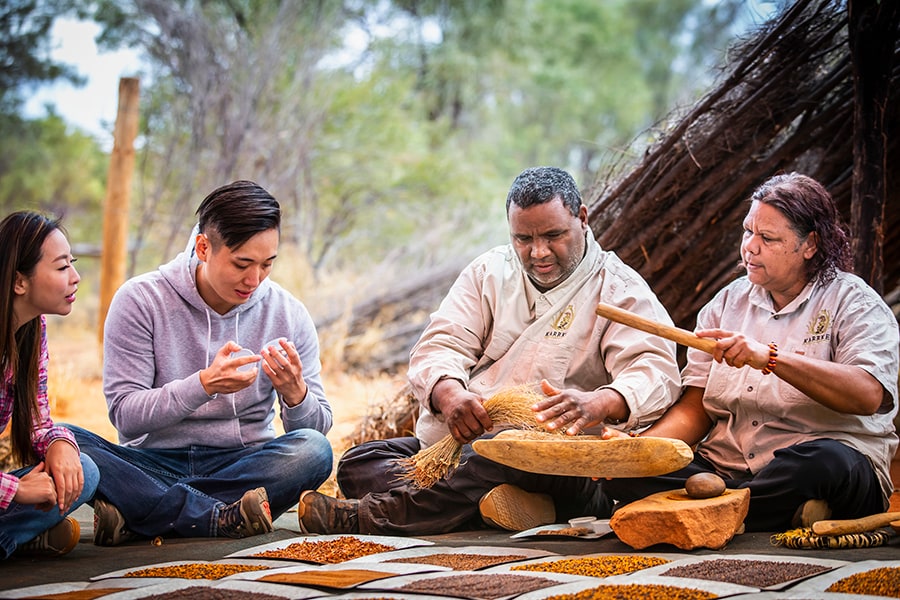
[536,526,593,537]
[512,555,669,577]
[395,572,559,598]
[543,584,717,600]
[252,536,397,562]
[826,566,900,597]
[661,558,830,587]
[122,563,269,579]
[386,552,529,569]
[141,588,286,600]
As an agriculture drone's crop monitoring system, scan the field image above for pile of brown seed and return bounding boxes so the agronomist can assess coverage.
[395,572,558,598]
[252,536,396,563]
[512,555,669,578]
[537,527,593,536]
[662,558,830,588]
[386,552,529,570]
[826,566,900,597]
[123,563,269,579]
[544,583,717,600]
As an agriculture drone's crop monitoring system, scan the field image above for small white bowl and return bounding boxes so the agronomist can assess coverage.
[568,516,597,528]
[261,338,289,357]
[231,348,257,372]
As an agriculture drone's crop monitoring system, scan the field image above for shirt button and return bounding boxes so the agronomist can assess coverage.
[752,420,759,426]
[747,386,753,392]
[774,315,780,320]
[748,453,755,458]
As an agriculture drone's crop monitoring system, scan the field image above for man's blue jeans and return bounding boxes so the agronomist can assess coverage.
[0,452,100,559]
[67,425,332,538]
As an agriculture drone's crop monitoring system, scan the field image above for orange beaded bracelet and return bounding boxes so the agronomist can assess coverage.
[761,342,778,375]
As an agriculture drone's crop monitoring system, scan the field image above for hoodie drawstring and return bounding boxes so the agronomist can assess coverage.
[204,308,212,369]
[231,313,240,416]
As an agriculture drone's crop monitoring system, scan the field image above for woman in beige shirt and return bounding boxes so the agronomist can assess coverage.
[604,172,899,532]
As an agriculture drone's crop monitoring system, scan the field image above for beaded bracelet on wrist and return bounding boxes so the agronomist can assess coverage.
[761,342,778,375]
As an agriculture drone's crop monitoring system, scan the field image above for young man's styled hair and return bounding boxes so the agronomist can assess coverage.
[196,180,281,250]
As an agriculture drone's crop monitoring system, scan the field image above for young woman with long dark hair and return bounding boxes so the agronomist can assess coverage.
[0,211,99,558]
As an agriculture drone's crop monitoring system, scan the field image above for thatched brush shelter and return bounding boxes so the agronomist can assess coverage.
[588,0,899,328]
[337,0,899,444]
[326,0,899,384]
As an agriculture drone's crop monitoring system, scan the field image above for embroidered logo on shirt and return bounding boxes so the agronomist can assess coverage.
[546,305,575,338]
[803,309,832,344]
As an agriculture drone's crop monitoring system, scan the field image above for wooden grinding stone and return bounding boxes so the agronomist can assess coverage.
[609,487,750,550]
[471,429,693,478]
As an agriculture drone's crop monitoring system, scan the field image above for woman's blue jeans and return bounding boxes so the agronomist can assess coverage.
[0,452,100,559]
[67,424,332,538]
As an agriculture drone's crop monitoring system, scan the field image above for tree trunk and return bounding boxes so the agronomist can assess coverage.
[848,0,900,293]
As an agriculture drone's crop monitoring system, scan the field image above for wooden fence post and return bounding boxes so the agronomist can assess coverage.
[99,77,140,353]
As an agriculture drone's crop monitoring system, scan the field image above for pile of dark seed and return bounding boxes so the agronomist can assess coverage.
[142,588,287,600]
[662,558,830,588]
[396,572,558,598]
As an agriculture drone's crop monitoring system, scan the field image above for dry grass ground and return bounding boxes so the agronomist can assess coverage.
[44,317,408,496]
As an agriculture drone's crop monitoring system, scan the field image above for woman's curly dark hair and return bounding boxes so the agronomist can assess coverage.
[751,172,851,284]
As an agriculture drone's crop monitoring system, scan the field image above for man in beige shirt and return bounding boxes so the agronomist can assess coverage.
[297,166,682,535]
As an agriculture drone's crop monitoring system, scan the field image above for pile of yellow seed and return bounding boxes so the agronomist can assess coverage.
[544,583,717,600]
[123,563,269,579]
[512,555,669,578]
[827,566,900,597]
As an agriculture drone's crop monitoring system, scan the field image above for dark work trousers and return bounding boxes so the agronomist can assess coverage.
[603,438,886,532]
[336,433,612,535]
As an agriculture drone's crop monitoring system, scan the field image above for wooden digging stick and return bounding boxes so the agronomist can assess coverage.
[812,512,900,536]
[595,303,718,354]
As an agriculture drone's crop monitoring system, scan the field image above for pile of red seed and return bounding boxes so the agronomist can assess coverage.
[252,536,396,563]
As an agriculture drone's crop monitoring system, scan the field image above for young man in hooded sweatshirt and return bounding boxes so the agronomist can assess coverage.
[70,180,333,544]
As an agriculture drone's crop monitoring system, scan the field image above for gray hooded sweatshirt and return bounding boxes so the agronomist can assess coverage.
[102,245,332,448]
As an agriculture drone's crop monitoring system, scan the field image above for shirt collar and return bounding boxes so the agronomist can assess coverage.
[748,278,817,315]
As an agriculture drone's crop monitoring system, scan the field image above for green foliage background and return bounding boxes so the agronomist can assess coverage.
[1,0,780,317]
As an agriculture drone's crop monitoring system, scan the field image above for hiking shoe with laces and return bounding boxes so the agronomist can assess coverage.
[93,498,140,546]
[17,516,80,557]
[297,490,359,534]
[218,487,273,538]
[479,483,555,531]
[792,498,832,529]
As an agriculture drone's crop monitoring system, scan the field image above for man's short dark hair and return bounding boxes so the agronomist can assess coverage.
[196,180,281,249]
[505,166,582,217]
